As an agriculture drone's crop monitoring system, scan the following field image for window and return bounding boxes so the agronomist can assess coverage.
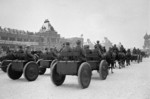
[17,38,22,41]
[24,39,28,42]
[30,39,34,42]
[1,36,8,40]
[51,38,56,43]
[9,37,15,41]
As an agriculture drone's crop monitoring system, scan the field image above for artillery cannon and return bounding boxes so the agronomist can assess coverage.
[50,51,108,89]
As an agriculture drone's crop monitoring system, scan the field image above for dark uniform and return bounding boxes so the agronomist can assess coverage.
[120,45,126,54]
[24,46,35,61]
[74,40,85,61]
[60,42,72,60]
[132,47,137,54]
[84,45,92,55]
[95,40,103,53]
[15,46,25,60]
[61,42,72,53]
[93,45,102,57]
[112,44,119,54]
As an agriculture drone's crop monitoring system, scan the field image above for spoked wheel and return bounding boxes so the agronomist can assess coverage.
[50,59,57,69]
[23,61,39,81]
[137,55,140,63]
[51,62,66,86]
[7,63,23,80]
[99,60,108,80]
[1,61,11,72]
[36,59,46,75]
[78,62,91,89]
[39,68,46,75]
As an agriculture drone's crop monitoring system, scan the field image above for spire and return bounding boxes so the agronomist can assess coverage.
[144,32,149,40]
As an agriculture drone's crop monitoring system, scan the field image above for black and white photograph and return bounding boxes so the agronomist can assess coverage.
[0,0,150,99]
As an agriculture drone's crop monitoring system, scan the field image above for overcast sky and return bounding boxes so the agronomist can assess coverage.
[0,0,149,48]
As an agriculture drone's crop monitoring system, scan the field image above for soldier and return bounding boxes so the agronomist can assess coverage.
[59,42,72,60]
[24,46,35,61]
[95,40,103,52]
[84,45,92,55]
[59,43,65,52]
[102,46,106,53]
[74,40,85,61]
[49,48,58,59]
[44,48,49,54]
[61,42,72,52]
[112,44,118,54]
[132,47,137,54]
[93,45,102,58]
[16,46,24,54]
[15,46,25,60]
[120,45,126,54]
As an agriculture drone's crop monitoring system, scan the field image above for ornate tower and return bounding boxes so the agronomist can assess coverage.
[37,19,60,50]
[39,19,55,32]
[143,33,150,49]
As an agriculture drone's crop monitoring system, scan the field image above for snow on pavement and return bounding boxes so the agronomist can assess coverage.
[0,58,150,99]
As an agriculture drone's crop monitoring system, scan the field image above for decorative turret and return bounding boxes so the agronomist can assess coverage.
[143,33,150,49]
[39,19,55,32]
[144,33,149,40]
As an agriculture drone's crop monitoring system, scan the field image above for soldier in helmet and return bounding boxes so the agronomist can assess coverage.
[112,44,118,53]
[95,40,103,53]
[15,46,25,60]
[93,45,102,57]
[59,42,72,60]
[132,47,137,54]
[16,46,24,54]
[61,42,72,52]
[120,45,126,54]
[84,45,92,55]
[59,43,65,52]
[74,40,85,61]
[24,46,35,61]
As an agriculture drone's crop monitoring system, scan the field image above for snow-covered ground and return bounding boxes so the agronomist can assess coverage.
[0,58,150,99]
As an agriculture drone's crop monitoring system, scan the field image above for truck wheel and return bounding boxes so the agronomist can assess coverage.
[51,62,66,86]
[78,62,91,89]
[7,63,22,80]
[99,60,108,80]
[23,61,39,81]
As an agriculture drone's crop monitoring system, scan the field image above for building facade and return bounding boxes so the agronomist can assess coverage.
[0,19,60,51]
[0,19,83,51]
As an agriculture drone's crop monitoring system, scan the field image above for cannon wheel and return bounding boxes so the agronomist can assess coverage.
[51,62,66,86]
[39,68,46,75]
[23,61,39,81]
[7,63,23,80]
[78,62,91,89]
[99,60,108,80]
[1,61,11,72]
[137,55,140,63]
[36,59,46,75]
[50,59,57,69]
[1,62,7,72]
